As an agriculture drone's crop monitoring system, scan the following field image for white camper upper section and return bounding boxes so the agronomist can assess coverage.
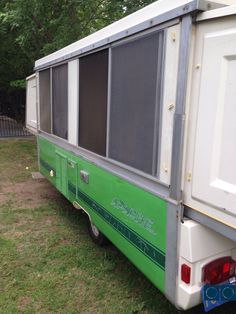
[35,0,229,70]
[197,2,236,20]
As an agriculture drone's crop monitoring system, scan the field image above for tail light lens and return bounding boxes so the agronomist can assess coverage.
[181,264,191,284]
[202,256,236,285]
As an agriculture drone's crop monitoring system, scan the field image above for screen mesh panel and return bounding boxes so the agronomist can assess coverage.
[52,63,68,140]
[79,49,108,156]
[39,69,51,133]
[109,31,164,175]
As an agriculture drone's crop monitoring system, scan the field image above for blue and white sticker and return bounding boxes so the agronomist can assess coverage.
[201,276,236,312]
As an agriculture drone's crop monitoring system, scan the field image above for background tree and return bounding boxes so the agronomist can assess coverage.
[0,0,155,121]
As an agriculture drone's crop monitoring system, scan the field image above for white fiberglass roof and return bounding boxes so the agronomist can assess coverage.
[35,0,229,70]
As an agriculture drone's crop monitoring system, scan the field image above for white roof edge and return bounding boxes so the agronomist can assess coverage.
[35,0,227,70]
[197,3,236,20]
[26,73,36,80]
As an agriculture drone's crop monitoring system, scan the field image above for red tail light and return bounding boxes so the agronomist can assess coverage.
[181,264,191,284]
[202,256,236,285]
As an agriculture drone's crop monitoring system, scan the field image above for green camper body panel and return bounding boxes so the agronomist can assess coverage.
[38,136,167,293]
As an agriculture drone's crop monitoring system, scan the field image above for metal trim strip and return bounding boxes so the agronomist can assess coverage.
[184,206,236,241]
[165,14,193,305]
[170,15,193,201]
[34,1,202,71]
[38,133,171,200]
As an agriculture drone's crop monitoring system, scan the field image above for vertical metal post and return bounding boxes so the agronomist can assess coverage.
[165,14,192,305]
[106,48,112,158]
[36,72,40,133]
[50,67,53,134]
[155,30,166,178]
[170,14,192,201]
[77,59,80,146]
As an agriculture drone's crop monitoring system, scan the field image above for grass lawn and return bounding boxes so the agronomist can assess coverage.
[0,139,235,314]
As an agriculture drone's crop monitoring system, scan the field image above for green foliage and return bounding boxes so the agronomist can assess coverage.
[0,0,155,120]
[0,0,155,79]
[10,79,26,89]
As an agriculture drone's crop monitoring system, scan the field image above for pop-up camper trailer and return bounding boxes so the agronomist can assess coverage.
[26,0,236,310]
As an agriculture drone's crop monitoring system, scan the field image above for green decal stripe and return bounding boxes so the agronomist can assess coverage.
[68,182,165,270]
[40,158,56,175]
[68,183,76,195]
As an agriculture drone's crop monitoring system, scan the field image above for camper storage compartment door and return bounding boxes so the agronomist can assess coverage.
[190,17,236,218]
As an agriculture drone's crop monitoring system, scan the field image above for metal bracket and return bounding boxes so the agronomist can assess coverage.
[80,170,89,184]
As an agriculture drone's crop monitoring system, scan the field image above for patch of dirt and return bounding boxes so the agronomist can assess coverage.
[0,192,9,205]
[60,239,70,246]
[17,243,25,253]
[0,179,61,208]
[17,296,32,312]
[44,217,54,225]
[3,231,25,239]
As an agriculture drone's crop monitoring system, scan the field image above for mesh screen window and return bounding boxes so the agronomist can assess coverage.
[52,63,68,140]
[39,69,51,133]
[109,31,164,175]
[79,49,108,156]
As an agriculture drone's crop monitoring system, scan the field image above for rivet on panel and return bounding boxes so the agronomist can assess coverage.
[187,172,192,182]
[163,163,168,173]
[196,64,201,69]
[183,4,189,12]
[168,103,175,111]
[171,32,176,42]
[50,170,54,177]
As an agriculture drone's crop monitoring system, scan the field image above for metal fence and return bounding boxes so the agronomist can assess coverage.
[0,115,32,138]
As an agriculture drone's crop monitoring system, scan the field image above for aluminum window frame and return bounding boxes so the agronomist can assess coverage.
[38,68,52,134]
[78,48,109,156]
[38,19,179,185]
[38,61,70,142]
[75,21,173,181]
[107,28,167,176]
[51,63,69,140]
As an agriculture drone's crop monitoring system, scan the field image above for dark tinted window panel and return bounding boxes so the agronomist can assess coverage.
[39,69,51,133]
[109,32,164,175]
[52,63,68,140]
[79,49,108,156]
